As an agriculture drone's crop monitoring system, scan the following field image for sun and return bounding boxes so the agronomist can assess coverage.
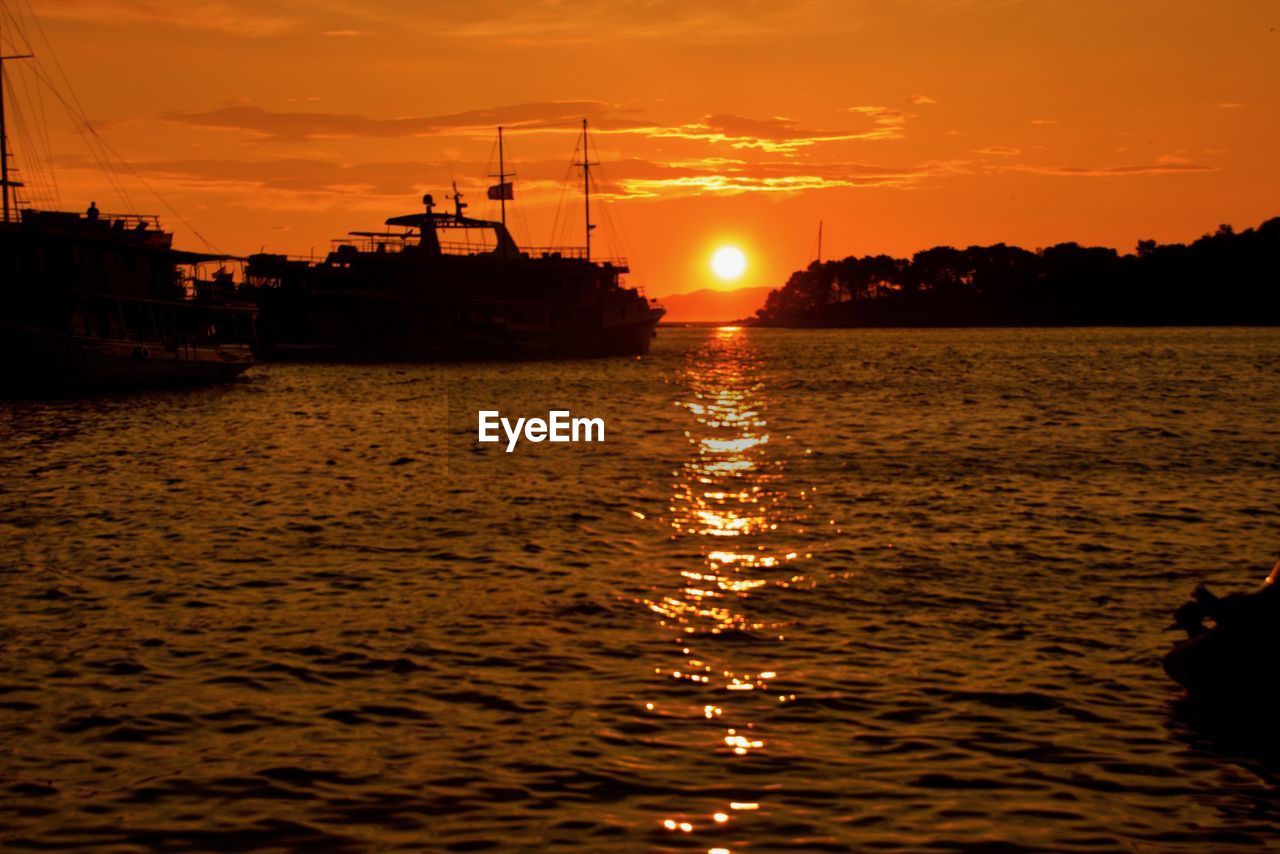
[710,246,747,282]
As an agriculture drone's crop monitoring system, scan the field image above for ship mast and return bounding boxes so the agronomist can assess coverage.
[0,37,34,223]
[497,126,506,228]
[817,221,823,263]
[486,126,517,258]
[574,118,598,262]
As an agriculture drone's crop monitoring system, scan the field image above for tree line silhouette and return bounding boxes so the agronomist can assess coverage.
[753,217,1279,326]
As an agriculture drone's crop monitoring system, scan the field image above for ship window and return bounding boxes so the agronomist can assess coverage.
[438,226,498,256]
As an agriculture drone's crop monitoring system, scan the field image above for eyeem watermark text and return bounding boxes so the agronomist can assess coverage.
[477,410,605,452]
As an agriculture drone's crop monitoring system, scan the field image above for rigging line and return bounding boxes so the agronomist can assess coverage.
[7,86,45,207]
[19,59,136,212]
[23,36,58,204]
[547,142,576,250]
[4,39,133,209]
[479,132,498,220]
[591,160,622,257]
[10,61,57,206]
[588,136,634,272]
[6,1,138,213]
[588,138,618,264]
[90,132,221,251]
[259,226,347,252]
[13,0,94,137]
[500,132,532,249]
[2,74,43,209]
[15,58,221,252]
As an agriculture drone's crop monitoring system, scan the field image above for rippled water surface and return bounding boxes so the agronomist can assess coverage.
[2,327,1279,852]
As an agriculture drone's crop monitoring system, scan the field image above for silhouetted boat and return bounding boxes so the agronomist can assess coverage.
[246,122,664,361]
[1163,561,1280,703]
[0,33,256,394]
[0,211,257,393]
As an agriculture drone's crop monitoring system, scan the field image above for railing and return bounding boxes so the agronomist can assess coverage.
[265,241,627,267]
[18,209,163,230]
[97,213,162,230]
[526,246,628,267]
[437,239,499,255]
[331,235,416,254]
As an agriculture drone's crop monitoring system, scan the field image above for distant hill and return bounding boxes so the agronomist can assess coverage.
[657,286,773,323]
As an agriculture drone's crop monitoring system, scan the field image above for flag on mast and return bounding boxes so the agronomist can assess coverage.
[487,182,514,200]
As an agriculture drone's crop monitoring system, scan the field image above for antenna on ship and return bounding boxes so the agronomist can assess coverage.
[574,118,598,262]
[447,181,467,218]
[0,38,34,223]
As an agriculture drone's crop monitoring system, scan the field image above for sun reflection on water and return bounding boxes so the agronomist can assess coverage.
[645,326,828,849]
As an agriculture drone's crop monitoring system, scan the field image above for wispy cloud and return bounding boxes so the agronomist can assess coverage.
[636,111,906,151]
[411,0,867,44]
[51,150,942,207]
[36,0,296,36]
[161,102,622,142]
[160,103,911,151]
[1012,160,1215,177]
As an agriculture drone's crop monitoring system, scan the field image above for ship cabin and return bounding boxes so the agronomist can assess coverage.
[1,207,241,302]
[247,192,635,301]
[2,207,256,350]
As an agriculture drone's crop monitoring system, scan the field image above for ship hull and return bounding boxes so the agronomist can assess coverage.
[263,315,662,362]
[256,287,664,362]
[0,328,253,395]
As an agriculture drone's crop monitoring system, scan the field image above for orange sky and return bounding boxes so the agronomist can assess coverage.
[1,0,1277,299]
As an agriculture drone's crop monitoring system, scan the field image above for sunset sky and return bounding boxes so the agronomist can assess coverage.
[1,0,1276,300]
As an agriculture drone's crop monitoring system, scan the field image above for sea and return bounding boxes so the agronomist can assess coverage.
[2,326,1278,852]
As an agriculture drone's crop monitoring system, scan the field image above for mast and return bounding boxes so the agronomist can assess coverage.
[487,126,516,258]
[574,118,598,262]
[817,221,823,263]
[497,126,506,228]
[0,39,34,223]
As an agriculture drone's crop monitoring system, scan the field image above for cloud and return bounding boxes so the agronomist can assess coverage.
[909,95,937,105]
[974,145,1021,156]
[160,102,911,152]
[411,0,870,45]
[1012,161,1216,177]
[637,111,906,151]
[35,0,295,36]
[52,150,943,209]
[160,102,621,142]
[846,106,909,129]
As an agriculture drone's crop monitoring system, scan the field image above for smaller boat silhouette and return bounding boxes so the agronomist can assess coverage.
[1163,560,1280,702]
[1,209,257,392]
[0,28,256,394]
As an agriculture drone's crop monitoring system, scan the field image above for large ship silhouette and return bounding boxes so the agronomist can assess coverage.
[247,122,665,361]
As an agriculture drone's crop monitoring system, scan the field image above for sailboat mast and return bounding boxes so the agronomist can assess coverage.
[1,49,7,223]
[0,43,34,223]
[817,221,823,263]
[497,125,506,228]
[582,119,591,261]
[574,118,599,262]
